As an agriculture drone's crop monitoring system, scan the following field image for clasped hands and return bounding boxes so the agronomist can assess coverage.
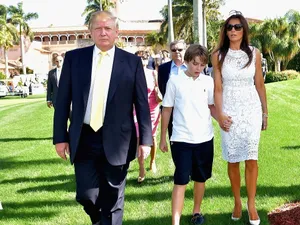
[219,113,233,132]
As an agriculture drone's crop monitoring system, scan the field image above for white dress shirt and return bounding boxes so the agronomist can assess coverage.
[84,45,115,125]
[162,70,214,144]
[170,61,187,77]
[56,68,61,86]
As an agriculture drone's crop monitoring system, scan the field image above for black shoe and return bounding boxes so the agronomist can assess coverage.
[191,213,205,225]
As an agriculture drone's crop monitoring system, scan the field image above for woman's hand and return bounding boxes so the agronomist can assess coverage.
[262,114,268,130]
[218,113,233,132]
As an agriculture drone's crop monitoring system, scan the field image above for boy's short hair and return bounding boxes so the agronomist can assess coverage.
[184,44,208,64]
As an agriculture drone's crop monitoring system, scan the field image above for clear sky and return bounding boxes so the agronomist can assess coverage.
[1,0,299,27]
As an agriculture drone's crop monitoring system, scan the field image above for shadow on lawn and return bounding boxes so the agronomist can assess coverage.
[0,137,52,142]
[0,200,76,221]
[124,184,300,203]
[126,175,173,187]
[281,145,300,150]
[16,177,76,193]
[2,199,76,209]
[0,211,56,221]
[123,209,271,225]
[0,158,68,170]
[1,174,74,185]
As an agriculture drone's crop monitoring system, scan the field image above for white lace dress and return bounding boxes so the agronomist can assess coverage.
[221,48,262,163]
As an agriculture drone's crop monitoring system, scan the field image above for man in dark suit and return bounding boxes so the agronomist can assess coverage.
[46,55,63,108]
[53,11,152,225]
[158,40,187,138]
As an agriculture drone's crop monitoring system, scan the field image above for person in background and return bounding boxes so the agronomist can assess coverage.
[46,55,64,109]
[134,52,162,183]
[53,11,152,225]
[211,10,268,225]
[161,50,171,64]
[160,44,232,225]
[157,39,187,139]
[145,49,156,71]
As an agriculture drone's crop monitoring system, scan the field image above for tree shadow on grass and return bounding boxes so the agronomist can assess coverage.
[126,175,173,187]
[2,199,76,210]
[0,200,76,221]
[0,211,56,221]
[0,137,53,142]
[0,157,68,170]
[0,174,74,185]
[122,209,271,225]
[17,180,76,193]
[281,145,300,150]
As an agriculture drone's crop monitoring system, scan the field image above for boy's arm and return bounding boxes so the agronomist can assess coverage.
[209,104,232,131]
[160,107,172,152]
[208,104,217,121]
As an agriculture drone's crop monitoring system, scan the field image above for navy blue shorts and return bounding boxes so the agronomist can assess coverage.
[170,138,214,185]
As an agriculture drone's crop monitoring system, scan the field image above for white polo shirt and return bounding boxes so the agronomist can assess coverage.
[162,70,214,144]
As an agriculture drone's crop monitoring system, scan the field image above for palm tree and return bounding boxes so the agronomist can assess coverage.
[7,2,38,75]
[0,5,18,78]
[168,0,174,43]
[250,15,300,72]
[149,0,223,51]
[82,0,115,25]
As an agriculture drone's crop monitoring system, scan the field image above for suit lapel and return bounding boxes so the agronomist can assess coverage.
[107,47,123,104]
[81,46,94,108]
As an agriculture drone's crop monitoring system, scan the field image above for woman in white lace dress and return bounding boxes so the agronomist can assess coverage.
[211,11,268,225]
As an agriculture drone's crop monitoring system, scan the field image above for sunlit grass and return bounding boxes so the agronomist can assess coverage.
[0,80,299,225]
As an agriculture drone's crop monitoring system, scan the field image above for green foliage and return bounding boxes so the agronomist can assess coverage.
[265,70,300,83]
[0,71,6,79]
[287,52,300,72]
[19,67,34,74]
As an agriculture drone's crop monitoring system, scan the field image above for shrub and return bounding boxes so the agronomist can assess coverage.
[265,70,300,83]
[0,72,6,80]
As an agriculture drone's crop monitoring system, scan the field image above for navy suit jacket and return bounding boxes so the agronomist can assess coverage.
[157,61,173,137]
[53,46,152,165]
[157,61,172,97]
[46,68,59,107]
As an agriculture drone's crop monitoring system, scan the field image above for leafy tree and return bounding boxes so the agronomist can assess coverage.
[7,2,38,74]
[250,14,300,72]
[0,4,18,78]
[82,0,115,25]
[146,0,224,53]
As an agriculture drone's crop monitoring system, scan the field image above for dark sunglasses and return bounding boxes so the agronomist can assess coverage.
[226,24,243,31]
[171,48,183,52]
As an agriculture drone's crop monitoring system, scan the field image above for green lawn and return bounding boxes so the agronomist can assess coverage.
[0,80,299,225]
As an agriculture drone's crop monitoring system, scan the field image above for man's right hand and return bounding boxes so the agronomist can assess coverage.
[47,101,53,108]
[55,143,70,160]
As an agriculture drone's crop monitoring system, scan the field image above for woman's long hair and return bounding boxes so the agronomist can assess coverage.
[213,11,253,70]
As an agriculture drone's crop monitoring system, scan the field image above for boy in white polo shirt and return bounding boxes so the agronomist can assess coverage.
[160,44,231,225]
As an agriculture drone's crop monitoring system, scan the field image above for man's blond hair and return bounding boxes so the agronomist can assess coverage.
[88,10,119,30]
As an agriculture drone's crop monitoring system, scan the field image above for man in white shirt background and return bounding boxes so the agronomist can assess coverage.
[157,40,187,138]
[46,55,64,109]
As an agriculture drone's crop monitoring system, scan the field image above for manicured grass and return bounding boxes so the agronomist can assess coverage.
[0,80,299,225]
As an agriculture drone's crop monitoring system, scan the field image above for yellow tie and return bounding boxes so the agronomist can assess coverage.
[90,51,107,131]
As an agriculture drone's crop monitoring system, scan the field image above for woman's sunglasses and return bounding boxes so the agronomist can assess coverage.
[226,24,243,31]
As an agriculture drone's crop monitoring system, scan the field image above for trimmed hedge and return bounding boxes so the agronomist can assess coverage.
[265,70,300,83]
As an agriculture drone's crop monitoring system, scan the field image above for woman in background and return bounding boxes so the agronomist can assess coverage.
[134,51,162,183]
